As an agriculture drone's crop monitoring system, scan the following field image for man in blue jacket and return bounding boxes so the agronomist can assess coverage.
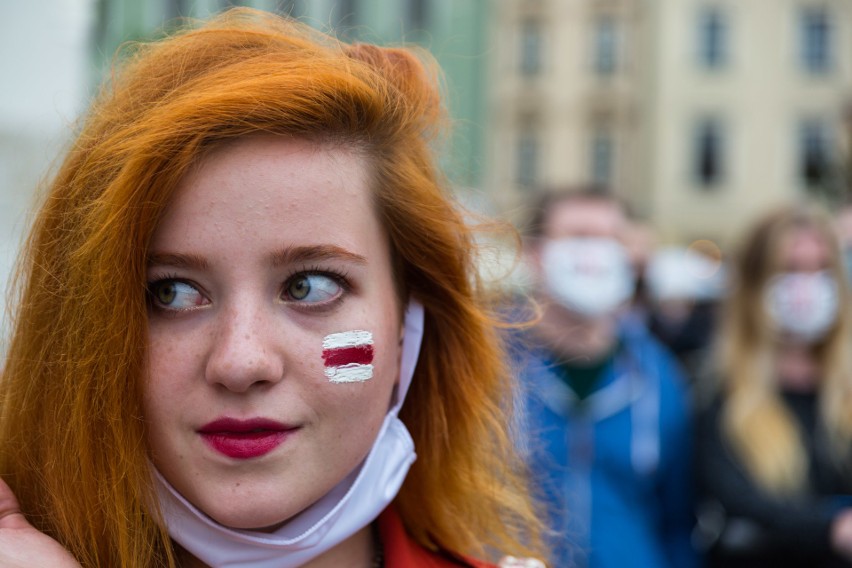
[512,188,698,568]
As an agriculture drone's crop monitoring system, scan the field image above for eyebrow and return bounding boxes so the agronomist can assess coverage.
[270,244,367,267]
[146,252,209,270]
[146,245,367,270]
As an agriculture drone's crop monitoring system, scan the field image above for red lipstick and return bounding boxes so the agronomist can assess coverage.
[198,418,295,459]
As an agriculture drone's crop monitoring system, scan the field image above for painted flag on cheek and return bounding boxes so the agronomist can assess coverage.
[322,330,374,383]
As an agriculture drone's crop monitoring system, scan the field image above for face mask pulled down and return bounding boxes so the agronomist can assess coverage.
[765,271,839,342]
[541,237,635,319]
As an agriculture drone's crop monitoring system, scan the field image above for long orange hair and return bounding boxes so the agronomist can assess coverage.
[0,8,544,567]
[716,204,852,495]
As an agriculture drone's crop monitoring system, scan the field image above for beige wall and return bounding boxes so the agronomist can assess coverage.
[486,0,647,223]
[486,0,852,250]
[648,0,852,248]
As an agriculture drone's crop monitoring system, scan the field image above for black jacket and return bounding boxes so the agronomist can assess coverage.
[696,390,852,567]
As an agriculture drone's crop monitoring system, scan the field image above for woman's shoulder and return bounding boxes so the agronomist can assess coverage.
[377,506,483,567]
[377,508,545,568]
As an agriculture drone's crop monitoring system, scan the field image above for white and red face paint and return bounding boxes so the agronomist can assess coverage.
[321,330,374,383]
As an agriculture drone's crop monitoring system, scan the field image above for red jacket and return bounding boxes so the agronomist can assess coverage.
[377,508,495,568]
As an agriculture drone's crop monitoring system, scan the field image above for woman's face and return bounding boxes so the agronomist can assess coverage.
[762,225,840,344]
[144,135,402,531]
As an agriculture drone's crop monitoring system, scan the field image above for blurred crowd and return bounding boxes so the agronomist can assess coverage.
[508,188,852,568]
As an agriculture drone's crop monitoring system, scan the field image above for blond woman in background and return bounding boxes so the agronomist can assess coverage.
[697,204,852,567]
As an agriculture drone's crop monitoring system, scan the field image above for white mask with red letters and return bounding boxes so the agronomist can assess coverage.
[764,271,838,342]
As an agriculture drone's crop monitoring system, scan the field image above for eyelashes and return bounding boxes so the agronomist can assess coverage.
[280,269,350,307]
[148,278,209,311]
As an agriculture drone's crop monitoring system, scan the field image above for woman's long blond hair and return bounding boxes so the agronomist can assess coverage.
[0,9,544,566]
[716,204,852,495]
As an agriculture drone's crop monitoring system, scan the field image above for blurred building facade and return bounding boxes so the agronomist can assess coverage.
[93,0,491,191]
[487,0,852,246]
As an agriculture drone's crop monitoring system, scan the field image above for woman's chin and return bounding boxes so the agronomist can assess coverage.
[209,510,290,533]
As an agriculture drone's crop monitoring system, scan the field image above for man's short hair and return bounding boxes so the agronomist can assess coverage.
[522,184,629,238]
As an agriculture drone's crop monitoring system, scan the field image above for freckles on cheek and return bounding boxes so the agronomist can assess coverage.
[145,338,197,393]
[321,330,374,383]
[146,344,176,379]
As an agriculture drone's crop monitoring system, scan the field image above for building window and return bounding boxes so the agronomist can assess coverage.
[168,0,191,19]
[517,132,539,187]
[405,0,428,32]
[800,120,831,187]
[334,0,358,36]
[276,0,304,17]
[800,7,832,74]
[693,119,725,187]
[594,16,618,76]
[591,130,614,186]
[520,20,543,76]
[698,7,727,70]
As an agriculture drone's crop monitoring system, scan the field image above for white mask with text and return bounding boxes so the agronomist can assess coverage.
[765,271,838,342]
[541,237,635,319]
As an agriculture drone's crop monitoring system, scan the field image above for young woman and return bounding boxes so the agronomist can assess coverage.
[697,205,852,567]
[0,9,545,567]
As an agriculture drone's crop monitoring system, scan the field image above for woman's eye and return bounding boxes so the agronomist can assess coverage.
[283,273,342,303]
[148,280,207,311]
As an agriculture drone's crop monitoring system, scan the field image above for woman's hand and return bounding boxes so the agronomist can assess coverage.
[831,509,852,562]
[0,477,81,568]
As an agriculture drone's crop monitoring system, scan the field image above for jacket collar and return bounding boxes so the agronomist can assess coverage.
[377,507,493,567]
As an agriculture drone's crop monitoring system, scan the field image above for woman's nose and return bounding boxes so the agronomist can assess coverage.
[204,302,284,392]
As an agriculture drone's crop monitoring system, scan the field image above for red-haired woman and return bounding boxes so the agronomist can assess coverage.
[0,9,546,567]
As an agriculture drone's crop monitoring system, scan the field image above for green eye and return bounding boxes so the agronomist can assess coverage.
[156,282,177,305]
[288,276,311,300]
[147,279,206,311]
[282,273,343,303]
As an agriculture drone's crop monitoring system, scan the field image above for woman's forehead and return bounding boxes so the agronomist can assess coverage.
[776,226,833,271]
[544,198,628,240]
[151,136,382,258]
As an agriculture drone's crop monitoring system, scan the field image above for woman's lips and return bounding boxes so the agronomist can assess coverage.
[198,418,296,459]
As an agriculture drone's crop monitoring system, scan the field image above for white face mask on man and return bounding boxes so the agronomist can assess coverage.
[540,237,635,319]
[764,270,839,342]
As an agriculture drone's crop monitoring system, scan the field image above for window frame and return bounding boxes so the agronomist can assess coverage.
[593,15,619,77]
[692,117,726,189]
[799,5,833,75]
[697,6,728,71]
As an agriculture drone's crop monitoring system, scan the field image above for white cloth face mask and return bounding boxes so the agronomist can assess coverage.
[153,300,425,568]
[765,271,839,342]
[541,237,635,318]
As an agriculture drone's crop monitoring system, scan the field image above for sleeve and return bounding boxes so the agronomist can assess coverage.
[655,352,701,568]
[696,397,838,554]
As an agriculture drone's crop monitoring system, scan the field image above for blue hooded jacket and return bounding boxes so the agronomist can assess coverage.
[512,321,698,568]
